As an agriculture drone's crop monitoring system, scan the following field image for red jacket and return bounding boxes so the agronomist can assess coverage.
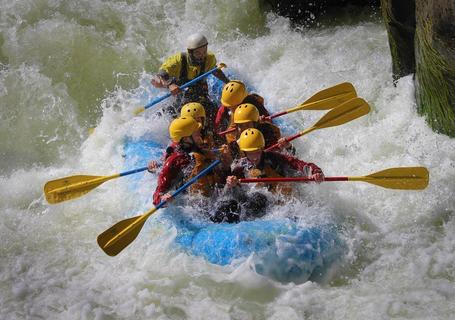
[153,151,192,205]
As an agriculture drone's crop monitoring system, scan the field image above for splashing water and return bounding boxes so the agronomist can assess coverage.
[1,1,454,319]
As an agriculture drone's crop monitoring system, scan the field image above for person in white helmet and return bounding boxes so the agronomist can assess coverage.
[151,33,230,129]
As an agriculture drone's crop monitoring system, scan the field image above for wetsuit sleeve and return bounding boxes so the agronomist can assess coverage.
[268,152,323,176]
[214,105,227,133]
[153,153,190,205]
[158,53,182,80]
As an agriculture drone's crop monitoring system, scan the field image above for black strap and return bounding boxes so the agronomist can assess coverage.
[179,52,188,85]
[180,52,208,82]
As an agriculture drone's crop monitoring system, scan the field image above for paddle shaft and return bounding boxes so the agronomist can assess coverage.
[142,64,225,112]
[155,159,221,209]
[218,113,321,136]
[240,177,347,183]
[267,92,355,120]
[265,127,315,151]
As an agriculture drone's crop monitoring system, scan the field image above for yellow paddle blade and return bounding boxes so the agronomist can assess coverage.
[133,106,146,116]
[351,167,430,190]
[44,174,115,204]
[97,207,158,256]
[288,82,357,112]
[312,97,370,130]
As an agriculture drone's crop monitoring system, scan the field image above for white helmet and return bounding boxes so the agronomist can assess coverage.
[186,33,208,50]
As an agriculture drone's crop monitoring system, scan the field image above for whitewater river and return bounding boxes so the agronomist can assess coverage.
[1,1,454,319]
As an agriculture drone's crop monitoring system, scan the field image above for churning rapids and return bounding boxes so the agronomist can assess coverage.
[1,1,454,319]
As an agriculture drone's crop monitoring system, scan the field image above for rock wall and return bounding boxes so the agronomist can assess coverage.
[414,0,455,137]
[261,0,380,26]
[380,0,416,80]
[263,0,454,136]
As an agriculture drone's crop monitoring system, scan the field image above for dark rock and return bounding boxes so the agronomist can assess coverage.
[415,0,455,136]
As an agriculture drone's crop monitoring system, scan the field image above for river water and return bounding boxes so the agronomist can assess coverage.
[1,1,454,319]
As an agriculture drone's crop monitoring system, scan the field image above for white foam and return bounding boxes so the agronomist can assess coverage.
[1,1,455,319]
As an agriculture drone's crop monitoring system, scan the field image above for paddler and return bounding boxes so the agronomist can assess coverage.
[226,103,294,159]
[161,102,216,161]
[214,80,271,136]
[211,128,324,223]
[151,33,230,129]
[151,116,231,206]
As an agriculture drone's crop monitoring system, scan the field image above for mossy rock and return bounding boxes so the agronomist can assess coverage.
[415,0,455,137]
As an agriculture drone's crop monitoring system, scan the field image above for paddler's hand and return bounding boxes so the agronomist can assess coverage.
[147,160,159,173]
[276,137,290,150]
[219,145,233,168]
[161,193,173,203]
[226,175,239,188]
[151,76,166,88]
[259,115,272,123]
[311,172,325,183]
[168,83,181,96]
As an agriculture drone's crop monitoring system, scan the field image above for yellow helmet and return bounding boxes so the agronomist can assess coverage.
[180,102,206,119]
[233,103,259,124]
[221,80,248,108]
[237,128,265,152]
[169,116,201,143]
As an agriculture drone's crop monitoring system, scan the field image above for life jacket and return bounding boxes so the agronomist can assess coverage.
[246,164,294,197]
[189,151,226,197]
[178,52,211,102]
[238,153,294,197]
[200,127,216,150]
[226,140,243,160]
[256,122,281,149]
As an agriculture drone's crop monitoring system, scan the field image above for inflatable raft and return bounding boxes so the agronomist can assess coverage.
[121,75,347,283]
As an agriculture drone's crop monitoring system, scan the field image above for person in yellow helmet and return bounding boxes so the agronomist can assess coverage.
[151,33,230,126]
[228,128,324,189]
[209,129,324,223]
[179,102,216,147]
[151,116,231,205]
[214,80,271,135]
[226,103,294,158]
[159,102,216,162]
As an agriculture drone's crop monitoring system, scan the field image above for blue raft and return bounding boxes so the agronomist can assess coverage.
[123,136,346,283]
[122,74,347,283]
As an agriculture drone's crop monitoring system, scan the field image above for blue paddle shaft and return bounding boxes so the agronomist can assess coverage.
[144,65,222,110]
[155,159,221,209]
[119,166,148,177]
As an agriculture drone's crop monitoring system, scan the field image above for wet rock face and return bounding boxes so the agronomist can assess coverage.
[380,0,416,79]
[265,0,454,136]
[261,0,380,26]
[415,0,455,137]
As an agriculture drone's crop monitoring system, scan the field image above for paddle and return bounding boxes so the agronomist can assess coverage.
[97,159,221,256]
[44,167,149,204]
[134,63,227,116]
[265,97,370,151]
[267,82,357,119]
[239,167,429,190]
[217,82,357,135]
